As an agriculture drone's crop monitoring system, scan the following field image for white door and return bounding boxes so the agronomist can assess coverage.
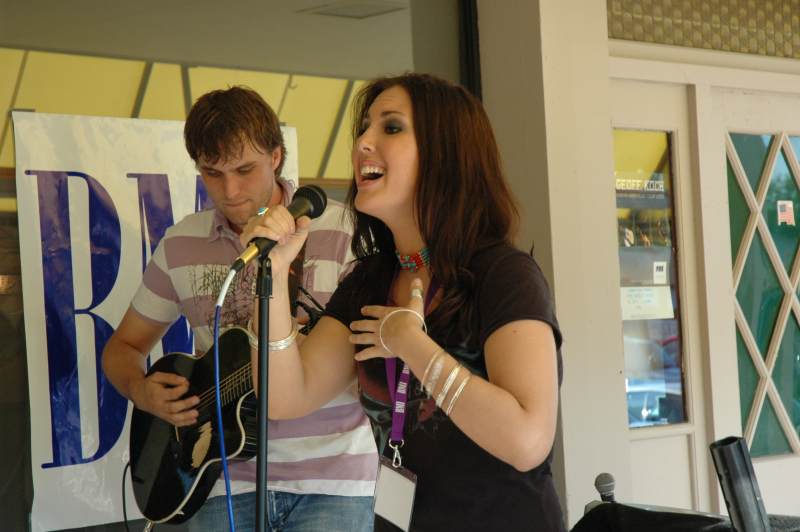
[610,78,715,513]
[707,87,800,516]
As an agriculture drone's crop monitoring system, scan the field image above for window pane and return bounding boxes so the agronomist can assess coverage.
[613,129,687,428]
[729,131,800,458]
[761,149,800,272]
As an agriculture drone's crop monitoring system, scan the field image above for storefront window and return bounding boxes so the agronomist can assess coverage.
[613,129,686,428]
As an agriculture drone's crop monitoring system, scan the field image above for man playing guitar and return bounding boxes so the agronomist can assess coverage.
[102,86,377,531]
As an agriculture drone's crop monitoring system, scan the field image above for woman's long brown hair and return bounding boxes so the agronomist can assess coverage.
[346,73,520,340]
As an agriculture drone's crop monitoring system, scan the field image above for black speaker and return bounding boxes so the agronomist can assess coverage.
[709,436,771,532]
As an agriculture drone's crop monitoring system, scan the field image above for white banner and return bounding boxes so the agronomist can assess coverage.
[13,112,297,531]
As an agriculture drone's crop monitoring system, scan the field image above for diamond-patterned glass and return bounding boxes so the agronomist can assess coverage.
[737,328,759,431]
[736,231,783,358]
[730,133,773,192]
[751,397,792,458]
[788,136,800,167]
[727,158,750,266]
[730,131,800,458]
[772,313,800,433]
[761,149,800,273]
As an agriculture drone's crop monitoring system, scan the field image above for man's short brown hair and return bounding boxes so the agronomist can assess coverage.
[184,86,285,176]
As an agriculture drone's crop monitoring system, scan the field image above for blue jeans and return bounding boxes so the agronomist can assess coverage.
[186,491,374,532]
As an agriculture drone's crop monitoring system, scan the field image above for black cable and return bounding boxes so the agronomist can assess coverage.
[297,286,325,335]
[122,462,132,532]
[295,300,322,335]
[297,286,324,312]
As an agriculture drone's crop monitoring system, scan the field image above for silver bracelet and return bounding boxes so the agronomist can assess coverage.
[424,354,446,397]
[247,319,299,351]
[445,372,472,416]
[244,319,258,345]
[378,308,427,354]
[420,348,444,389]
[435,364,461,408]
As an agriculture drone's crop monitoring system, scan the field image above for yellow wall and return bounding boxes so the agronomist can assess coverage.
[138,63,185,121]
[0,46,359,182]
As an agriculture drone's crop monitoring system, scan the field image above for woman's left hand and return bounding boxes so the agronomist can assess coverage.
[349,278,427,361]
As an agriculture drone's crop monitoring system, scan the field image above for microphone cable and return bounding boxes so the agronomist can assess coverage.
[214,268,238,532]
[121,461,132,532]
[122,462,157,531]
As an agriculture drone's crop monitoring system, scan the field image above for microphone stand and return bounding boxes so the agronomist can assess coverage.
[255,255,272,532]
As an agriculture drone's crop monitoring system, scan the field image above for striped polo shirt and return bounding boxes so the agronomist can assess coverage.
[130,179,377,497]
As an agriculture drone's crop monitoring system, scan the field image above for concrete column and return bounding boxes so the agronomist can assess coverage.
[478,0,631,525]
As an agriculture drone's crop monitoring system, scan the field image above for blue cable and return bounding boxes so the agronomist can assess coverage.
[213,304,236,532]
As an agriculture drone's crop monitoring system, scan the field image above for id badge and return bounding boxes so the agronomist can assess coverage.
[373,455,417,531]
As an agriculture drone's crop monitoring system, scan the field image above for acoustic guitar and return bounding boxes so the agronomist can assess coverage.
[129,327,256,524]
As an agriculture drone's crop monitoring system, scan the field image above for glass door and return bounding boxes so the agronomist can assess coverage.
[710,87,800,515]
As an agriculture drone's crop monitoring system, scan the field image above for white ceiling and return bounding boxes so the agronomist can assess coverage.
[0,0,415,79]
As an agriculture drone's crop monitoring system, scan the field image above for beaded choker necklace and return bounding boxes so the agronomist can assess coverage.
[395,247,431,273]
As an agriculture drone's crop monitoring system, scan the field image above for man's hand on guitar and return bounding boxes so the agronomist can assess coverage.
[131,372,200,427]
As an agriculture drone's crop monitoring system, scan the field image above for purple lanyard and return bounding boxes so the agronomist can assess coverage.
[385,278,439,446]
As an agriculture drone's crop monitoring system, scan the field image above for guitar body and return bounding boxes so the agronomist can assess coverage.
[129,327,257,524]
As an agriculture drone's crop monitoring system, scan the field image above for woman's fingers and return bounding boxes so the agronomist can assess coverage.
[349,332,378,345]
[270,206,297,243]
[349,318,378,332]
[261,207,295,242]
[353,346,384,362]
[351,288,428,361]
[360,305,387,318]
[239,205,297,247]
[408,278,424,313]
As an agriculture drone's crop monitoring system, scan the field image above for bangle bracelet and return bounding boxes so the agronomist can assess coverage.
[244,319,257,345]
[378,308,427,355]
[435,364,461,408]
[247,319,298,351]
[269,321,299,351]
[420,348,444,387]
[445,373,472,416]
[424,354,446,397]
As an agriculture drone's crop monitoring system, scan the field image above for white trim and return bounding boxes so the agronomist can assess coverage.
[609,55,800,95]
[610,39,800,77]
[628,422,695,441]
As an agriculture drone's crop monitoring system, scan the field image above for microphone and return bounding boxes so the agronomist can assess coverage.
[231,185,327,272]
[594,472,615,503]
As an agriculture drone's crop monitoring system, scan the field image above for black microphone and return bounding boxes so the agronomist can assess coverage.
[231,185,327,272]
[594,472,615,503]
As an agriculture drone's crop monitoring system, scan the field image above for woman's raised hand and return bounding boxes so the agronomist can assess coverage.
[349,278,427,361]
[239,205,311,275]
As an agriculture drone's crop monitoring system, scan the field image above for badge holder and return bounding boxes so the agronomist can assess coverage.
[374,440,417,532]
[375,283,437,531]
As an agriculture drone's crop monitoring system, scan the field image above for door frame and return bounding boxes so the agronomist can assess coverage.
[609,41,800,515]
[610,78,711,513]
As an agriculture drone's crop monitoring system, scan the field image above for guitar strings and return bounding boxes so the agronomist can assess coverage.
[196,362,250,403]
[195,363,253,413]
[196,365,250,410]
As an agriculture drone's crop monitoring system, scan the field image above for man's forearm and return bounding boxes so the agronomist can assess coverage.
[102,337,147,404]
